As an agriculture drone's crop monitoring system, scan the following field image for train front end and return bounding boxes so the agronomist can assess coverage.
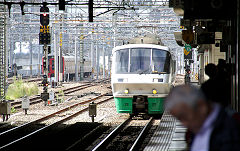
[111,44,175,115]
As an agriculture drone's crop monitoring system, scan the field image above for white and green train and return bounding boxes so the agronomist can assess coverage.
[111,35,176,116]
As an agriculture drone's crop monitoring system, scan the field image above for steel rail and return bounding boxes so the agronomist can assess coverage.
[92,117,132,151]
[10,79,110,108]
[129,117,154,151]
[0,92,111,138]
[8,79,41,85]
[0,96,113,150]
[66,124,104,150]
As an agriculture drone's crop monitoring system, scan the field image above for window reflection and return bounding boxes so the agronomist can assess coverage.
[130,48,151,73]
[115,48,170,74]
[152,49,170,73]
[115,49,129,73]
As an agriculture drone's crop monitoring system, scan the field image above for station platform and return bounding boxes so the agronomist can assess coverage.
[144,112,188,151]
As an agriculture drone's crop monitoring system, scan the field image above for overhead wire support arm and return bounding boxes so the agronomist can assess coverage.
[93,6,135,18]
[94,9,117,17]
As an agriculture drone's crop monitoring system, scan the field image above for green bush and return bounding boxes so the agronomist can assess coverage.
[6,79,39,100]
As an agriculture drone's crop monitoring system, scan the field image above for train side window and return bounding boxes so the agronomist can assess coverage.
[152,49,170,73]
[115,49,129,74]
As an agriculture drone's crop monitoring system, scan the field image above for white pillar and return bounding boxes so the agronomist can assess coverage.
[75,36,78,81]
[54,31,58,83]
[103,46,105,79]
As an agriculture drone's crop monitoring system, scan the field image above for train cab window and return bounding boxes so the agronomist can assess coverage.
[130,48,151,73]
[152,49,170,73]
[115,49,129,74]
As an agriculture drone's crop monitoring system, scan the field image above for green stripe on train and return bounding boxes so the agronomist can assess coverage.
[114,97,133,113]
[148,98,165,114]
[114,97,165,114]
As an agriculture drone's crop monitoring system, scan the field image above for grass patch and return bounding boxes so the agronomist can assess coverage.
[6,77,39,100]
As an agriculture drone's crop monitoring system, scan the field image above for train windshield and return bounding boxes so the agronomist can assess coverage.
[115,48,170,74]
[115,49,129,74]
[130,48,151,73]
[152,49,170,74]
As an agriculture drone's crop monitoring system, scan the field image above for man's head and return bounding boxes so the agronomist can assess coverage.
[165,85,211,133]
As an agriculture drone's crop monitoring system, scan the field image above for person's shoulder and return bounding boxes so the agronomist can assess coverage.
[210,107,240,151]
[215,107,238,128]
[212,107,240,139]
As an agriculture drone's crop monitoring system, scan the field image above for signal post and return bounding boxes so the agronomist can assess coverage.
[39,4,50,105]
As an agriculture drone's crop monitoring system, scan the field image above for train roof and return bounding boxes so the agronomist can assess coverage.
[112,44,170,53]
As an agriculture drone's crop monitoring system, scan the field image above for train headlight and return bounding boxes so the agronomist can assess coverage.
[124,89,129,94]
[152,89,157,94]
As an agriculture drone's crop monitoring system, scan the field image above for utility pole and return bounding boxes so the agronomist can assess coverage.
[80,37,84,81]
[91,29,94,80]
[103,46,105,79]
[38,45,40,77]
[112,14,117,48]
[74,35,78,81]
[59,14,63,83]
[108,53,111,78]
[30,41,32,78]
[96,42,99,80]
[54,26,58,84]
[39,4,50,105]
[79,16,84,81]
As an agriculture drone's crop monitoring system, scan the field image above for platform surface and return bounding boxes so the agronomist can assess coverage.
[144,112,188,151]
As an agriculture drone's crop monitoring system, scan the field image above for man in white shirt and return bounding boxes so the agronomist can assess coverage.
[165,85,240,151]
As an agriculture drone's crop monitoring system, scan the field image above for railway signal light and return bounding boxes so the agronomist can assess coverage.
[43,61,46,70]
[39,25,51,45]
[39,33,51,45]
[48,46,51,54]
[42,78,48,87]
[40,6,49,26]
[59,0,66,11]
[88,0,93,22]
[42,76,48,93]
[39,33,44,44]
[185,68,191,74]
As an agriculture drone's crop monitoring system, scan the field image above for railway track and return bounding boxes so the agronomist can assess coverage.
[11,79,110,109]
[91,117,154,151]
[8,77,42,85]
[0,94,113,150]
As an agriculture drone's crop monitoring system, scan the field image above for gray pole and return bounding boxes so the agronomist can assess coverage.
[91,31,94,80]
[10,39,13,70]
[54,29,58,83]
[74,35,78,81]
[5,18,8,79]
[59,15,63,83]
[30,41,32,77]
[103,46,105,79]
[80,39,84,81]
[38,45,40,77]
[112,14,117,48]
[108,54,111,78]
[96,43,99,80]
[3,8,6,97]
